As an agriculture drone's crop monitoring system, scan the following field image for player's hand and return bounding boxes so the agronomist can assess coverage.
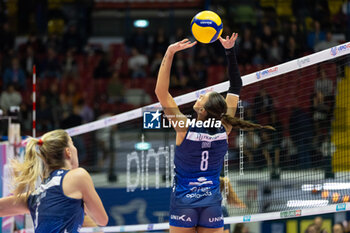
[168,38,197,54]
[219,33,238,49]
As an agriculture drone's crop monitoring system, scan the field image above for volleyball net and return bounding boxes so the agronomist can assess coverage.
[1,42,350,232]
[65,41,350,232]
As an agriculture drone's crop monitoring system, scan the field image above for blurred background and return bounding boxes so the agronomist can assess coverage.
[0,0,350,232]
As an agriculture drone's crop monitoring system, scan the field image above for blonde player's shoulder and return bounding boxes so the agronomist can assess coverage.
[65,168,92,184]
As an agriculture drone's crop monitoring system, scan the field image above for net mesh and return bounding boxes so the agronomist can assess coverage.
[4,43,350,232]
[73,44,350,232]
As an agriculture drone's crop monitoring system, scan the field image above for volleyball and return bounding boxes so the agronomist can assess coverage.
[190,10,223,44]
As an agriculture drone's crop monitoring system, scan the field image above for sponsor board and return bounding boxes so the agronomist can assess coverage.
[256,67,278,80]
[336,203,346,211]
[280,210,301,218]
[243,215,251,222]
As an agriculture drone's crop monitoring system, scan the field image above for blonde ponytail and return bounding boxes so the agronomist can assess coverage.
[11,138,44,197]
[11,129,69,198]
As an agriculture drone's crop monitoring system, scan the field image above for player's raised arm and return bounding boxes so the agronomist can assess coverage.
[219,33,242,133]
[155,39,196,133]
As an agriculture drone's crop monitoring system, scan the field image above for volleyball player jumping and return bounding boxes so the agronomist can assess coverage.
[0,129,108,233]
[155,34,273,233]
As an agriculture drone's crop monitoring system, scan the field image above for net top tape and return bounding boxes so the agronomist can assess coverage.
[67,42,350,137]
[79,202,350,232]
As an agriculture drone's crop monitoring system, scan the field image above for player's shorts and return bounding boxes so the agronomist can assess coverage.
[169,205,223,228]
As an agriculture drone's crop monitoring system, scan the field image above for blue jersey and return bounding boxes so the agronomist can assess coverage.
[27,169,84,233]
[171,124,228,208]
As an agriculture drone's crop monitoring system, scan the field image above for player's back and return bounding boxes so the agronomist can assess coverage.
[172,123,228,208]
[27,169,84,233]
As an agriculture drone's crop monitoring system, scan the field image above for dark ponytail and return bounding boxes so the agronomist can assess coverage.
[222,114,275,131]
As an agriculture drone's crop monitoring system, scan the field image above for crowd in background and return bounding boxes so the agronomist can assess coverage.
[0,0,348,173]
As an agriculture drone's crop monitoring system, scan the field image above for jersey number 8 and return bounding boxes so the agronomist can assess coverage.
[200,151,209,171]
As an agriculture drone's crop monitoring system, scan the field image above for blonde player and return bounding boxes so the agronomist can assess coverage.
[0,129,108,232]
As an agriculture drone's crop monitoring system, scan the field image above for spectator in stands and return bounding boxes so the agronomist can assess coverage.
[236,130,261,168]
[78,99,94,124]
[305,223,318,233]
[253,87,273,117]
[0,83,22,115]
[289,107,313,168]
[280,136,298,169]
[93,50,111,79]
[314,31,338,52]
[62,48,78,77]
[150,51,163,76]
[314,67,334,98]
[268,38,283,64]
[127,47,148,79]
[66,82,82,107]
[261,24,274,49]
[314,216,329,233]
[21,45,39,77]
[40,47,62,79]
[233,223,249,233]
[252,37,267,65]
[284,21,307,54]
[188,60,207,89]
[44,82,61,128]
[333,223,345,233]
[260,130,274,167]
[169,52,190,91]
[96,113,118,182]
[238,27,254,65]
[23,32,45,55]
[307,20,325,51]
[0,22,14,55]
[268,111,283,176]
[127,27,149,54]
[46,32,63,53]
[283,36,300,62]
[37,95,54,131]
[311,91,331,146]
[152,27,169,55]
[3,57,26,90]
[107,70,125,104]
[62,23,84,53]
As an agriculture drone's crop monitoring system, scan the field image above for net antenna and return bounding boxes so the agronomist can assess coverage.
[239,100,244,176]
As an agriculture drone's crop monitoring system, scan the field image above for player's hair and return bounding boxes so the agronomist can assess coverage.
[11,129,69,197]
[204,92,275,130]
[233,223,245,233]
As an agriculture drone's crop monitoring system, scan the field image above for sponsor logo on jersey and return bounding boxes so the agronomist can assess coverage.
[171,215,192,222]
[188,177,213,186]
[185,191,212,198]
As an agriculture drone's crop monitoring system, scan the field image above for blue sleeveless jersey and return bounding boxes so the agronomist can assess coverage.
[27,169,84,233]
[171,124,228,208]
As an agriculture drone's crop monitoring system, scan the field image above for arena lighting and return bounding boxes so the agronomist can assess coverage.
[133,19,149,28]
[302,184,322,191]
[301,183,350,191]
[134,142,151,151]
[323,183,350,190]
[287,200,329,208]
